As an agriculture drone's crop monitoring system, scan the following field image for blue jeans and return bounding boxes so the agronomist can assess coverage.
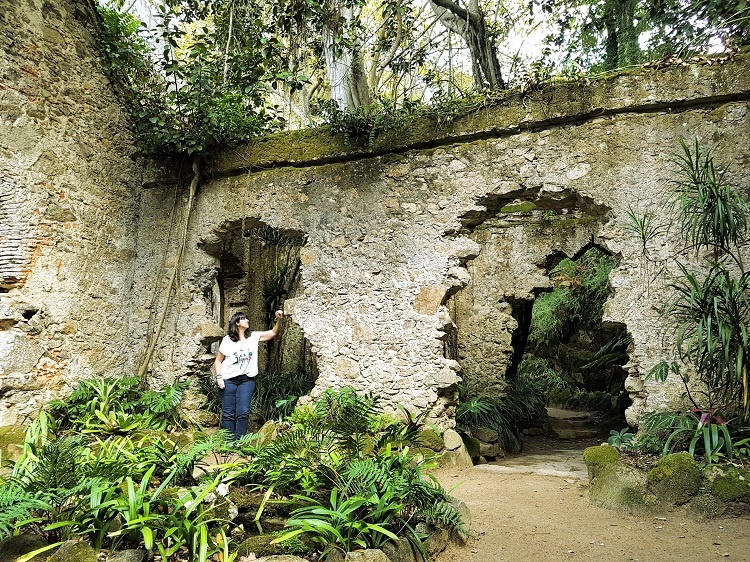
[219,375,255,441]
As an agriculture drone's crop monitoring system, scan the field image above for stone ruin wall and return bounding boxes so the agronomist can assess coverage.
[0,0,143,425]
[135,58,750,428]
[1,0,749,428]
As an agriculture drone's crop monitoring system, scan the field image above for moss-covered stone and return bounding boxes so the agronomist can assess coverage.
[703,464,750,502]
[583,445,620,480]
[237,534,282,558]
[48,540,97,562]
[687,493,724,519]
[417,428,444,452]
[0,534,49,562]
[237,532,311,559]
[500,202,537,214]
[646,452,701,505]
[228,486,265,510]
[0,425,26,461]
[589,464,657,511]
[461,434,481,460]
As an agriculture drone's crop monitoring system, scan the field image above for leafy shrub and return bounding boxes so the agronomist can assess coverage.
[457,372,547,454]
[47,377,188,433]
[252,368,317,422]
[238,388,465,557]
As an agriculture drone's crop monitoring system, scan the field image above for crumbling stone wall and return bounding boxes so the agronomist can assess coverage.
[0,0,142,424]
[134,59,750,428]
[2,0,749,429]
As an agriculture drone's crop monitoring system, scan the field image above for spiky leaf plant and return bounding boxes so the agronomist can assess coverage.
[673,138,749,260]
[457,372,547,454]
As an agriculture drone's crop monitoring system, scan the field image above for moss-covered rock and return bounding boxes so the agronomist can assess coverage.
[48,540,97,562]
[703,464,750,503]
[589,464,658,511]
[237,535,283,558]
[255,421,280,447]
[646,452,701,505]
[0,534,49,562]
[500,202,537,214]
[583,445,620,480]
[438,443,473,469]
[687,493,725,519]
[237,532,311,559]
[0,425,26,462]
[461,434,481,461]
[418,428,444,452]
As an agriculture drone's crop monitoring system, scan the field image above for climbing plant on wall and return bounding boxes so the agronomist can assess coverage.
[96,2,304,378]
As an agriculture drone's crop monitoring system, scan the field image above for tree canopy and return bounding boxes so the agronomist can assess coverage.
[96,0,749,155]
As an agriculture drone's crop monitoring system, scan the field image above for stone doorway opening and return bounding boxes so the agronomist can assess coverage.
[519,244,631,442]
[202,220,319,426]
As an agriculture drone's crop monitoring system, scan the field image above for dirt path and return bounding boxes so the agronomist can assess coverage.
[432,441,750,562]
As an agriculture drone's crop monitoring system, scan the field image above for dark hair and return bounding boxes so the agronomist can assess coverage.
[227,311,248,342]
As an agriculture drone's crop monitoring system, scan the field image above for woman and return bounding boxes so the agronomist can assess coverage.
[214,310,283,440]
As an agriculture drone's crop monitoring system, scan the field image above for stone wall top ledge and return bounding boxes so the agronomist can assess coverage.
[206,53,750,178]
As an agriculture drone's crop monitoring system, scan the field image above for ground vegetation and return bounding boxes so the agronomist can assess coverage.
[0,384,463,561]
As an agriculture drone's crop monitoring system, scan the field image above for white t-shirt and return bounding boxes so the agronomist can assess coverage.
[218,332,262,379]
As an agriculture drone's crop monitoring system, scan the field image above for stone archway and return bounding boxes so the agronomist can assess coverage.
[198,219,319,424]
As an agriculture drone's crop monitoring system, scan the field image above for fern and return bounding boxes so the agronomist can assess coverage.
[423,500,469,536]
[171,431,231,482]
[137,380,189,414]
[19,435,87,493]
[341,458,392,496]
[0,482,50,538]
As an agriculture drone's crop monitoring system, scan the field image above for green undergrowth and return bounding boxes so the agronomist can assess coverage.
[0,382,464,561]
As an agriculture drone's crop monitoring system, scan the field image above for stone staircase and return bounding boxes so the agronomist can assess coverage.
[546,407,608,440]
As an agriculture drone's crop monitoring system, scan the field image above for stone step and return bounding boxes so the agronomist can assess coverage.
[546,408,607,440]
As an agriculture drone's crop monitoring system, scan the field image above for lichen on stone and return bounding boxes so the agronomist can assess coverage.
[703,464,750,503]
[646,452,701,505]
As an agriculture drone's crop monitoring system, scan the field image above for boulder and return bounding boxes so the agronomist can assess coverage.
[442,429,463,451]
[106,550,148,562]
[703,464,750,502]
[48,541,97,562]
[0,534,49,562]
[342,550,390,562]
[417,428,444,452]
[382,537,419,562]
[589,464,658,511]
[253,556,310,562]
[583,445,620,480]
[473,426,499,443]
[646,452,701,505]
[439,443,473,469]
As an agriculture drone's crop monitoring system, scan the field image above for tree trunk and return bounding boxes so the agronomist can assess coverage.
[427,0,505,90]
[323,0,371,110]
[603,0,640,70]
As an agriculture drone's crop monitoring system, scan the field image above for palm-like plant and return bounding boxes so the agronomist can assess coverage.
[670,264,750,417]
[673,138,749,264]
[666,139,750,422]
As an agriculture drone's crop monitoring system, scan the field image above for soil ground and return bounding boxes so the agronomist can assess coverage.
[432,437,750,562]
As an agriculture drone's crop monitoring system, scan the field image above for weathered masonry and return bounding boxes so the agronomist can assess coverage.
[2,0,749,428]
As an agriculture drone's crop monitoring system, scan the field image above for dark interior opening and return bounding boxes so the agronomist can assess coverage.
[506,297,534,377]
[520,244,631,439]
[202,221,318,425]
